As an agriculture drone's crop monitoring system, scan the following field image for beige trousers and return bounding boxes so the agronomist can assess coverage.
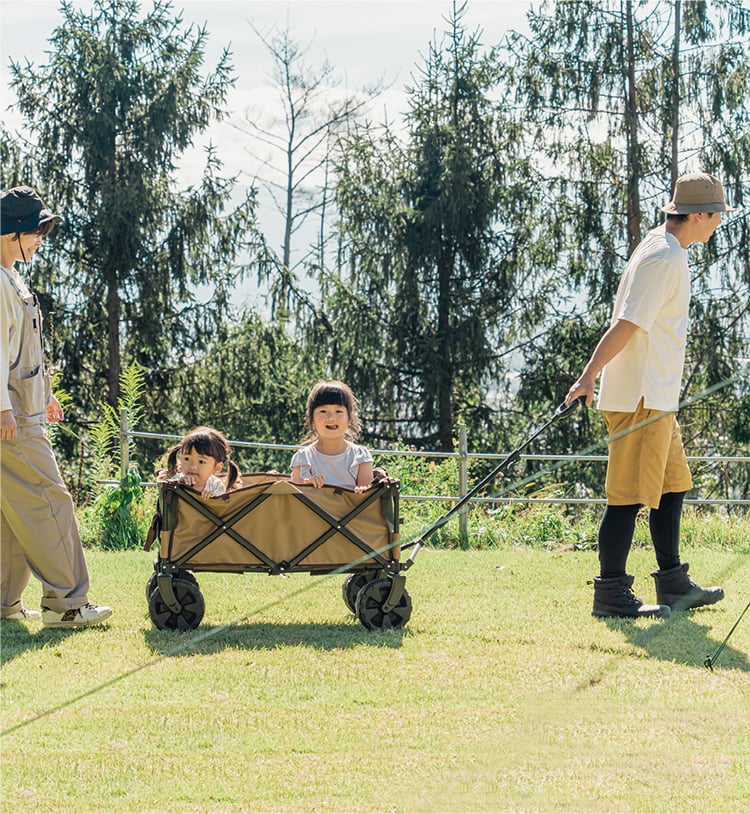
[1,422,90,615]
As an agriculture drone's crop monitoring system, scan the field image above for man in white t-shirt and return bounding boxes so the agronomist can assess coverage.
[565,173,736,619]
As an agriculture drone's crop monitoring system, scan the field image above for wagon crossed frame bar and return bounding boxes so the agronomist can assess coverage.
[153,478,403,576]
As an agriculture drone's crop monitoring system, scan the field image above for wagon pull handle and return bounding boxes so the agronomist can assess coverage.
[553,396,586,420]
[402,396,587,565]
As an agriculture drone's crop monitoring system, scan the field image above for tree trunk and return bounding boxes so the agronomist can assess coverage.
[670,0,682,190]
[437,254,453,451]
[625,0,642,253]
[106,277,120,407]
[283,128,294,271]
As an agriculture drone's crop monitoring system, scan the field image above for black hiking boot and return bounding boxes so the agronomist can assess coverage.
[651,562,724,611]
[592,574,670,619]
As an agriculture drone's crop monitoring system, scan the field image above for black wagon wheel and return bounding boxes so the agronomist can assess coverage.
[342,571,379,614]
[355,577,412,631]
[149,577,205,631]
[146,569,198,603]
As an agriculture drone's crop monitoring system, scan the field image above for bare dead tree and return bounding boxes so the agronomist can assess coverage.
[234,15,384,315]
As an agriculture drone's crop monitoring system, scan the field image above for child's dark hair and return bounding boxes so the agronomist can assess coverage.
[302,380,362,442]
[164,426,240,490]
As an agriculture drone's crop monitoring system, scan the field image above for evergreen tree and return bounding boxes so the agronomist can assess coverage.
[3,0,267,425]
[506,0,750,484]
[321,2,545,451]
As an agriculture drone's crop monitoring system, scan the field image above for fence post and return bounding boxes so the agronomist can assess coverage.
[120,407,129,482]
[458,423,469,548]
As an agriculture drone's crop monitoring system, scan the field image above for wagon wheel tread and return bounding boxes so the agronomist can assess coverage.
[146,569,198,603]
[355,577,412,630]
[148,577,205,631]
[342,571,379,614]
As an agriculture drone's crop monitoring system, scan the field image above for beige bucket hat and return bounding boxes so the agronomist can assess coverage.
[661,172,737,214]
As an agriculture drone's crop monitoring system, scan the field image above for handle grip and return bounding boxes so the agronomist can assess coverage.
[554,395,586,419]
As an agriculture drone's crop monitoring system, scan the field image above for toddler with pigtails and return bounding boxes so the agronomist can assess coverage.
[159,426,241,497]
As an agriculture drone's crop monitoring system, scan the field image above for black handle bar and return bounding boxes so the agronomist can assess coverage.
[403,396,587,558]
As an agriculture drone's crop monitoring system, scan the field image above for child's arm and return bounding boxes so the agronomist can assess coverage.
[354,460,374,492]
[201,474,227,498]
[291,465,325,489]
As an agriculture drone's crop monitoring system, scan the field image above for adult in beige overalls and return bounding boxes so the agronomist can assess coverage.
[1,186,112,627]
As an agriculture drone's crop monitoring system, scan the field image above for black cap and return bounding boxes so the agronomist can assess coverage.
[0,186,62,235]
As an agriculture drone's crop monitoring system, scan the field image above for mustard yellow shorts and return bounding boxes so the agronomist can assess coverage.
[602,398,692,509]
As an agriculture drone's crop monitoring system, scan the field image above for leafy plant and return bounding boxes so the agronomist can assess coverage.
[47,371,84,499]
[378,449,460,541]
[80,363,150,549]
[86,467,147,551]
[46,371,73,445]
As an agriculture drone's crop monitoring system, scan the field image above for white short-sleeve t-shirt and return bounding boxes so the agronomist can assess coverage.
[598,226,690,413]
[290,442,372,489]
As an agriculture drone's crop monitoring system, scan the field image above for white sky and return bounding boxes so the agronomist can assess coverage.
[1,0,533,305]
[0,1,532,81]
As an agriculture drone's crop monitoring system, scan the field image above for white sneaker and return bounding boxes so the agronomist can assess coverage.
[1,607,42,621]
[42,603,113,628]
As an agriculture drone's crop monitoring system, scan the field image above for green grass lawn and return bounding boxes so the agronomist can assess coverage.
[2,543,749,813]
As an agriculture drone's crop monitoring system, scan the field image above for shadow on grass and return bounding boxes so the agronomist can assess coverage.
[144,620,407,657]
[601,609,750,672]
[0,622,85,668]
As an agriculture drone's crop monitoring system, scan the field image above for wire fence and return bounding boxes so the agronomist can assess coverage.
[108,410,750,537]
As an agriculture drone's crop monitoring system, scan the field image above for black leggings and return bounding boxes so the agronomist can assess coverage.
[598,492,685,577]
[598,503,640,578]
[649,491,685,571]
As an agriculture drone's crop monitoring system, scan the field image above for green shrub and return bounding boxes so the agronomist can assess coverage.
[79,468,155,550]
[379,450,459,527]
[78,363,150,549]
[383,451,601,550]
[76,419,749,554]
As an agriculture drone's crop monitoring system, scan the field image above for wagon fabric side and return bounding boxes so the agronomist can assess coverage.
[158,473,401,575]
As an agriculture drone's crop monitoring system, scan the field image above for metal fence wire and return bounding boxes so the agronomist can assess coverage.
[111,409,749,539]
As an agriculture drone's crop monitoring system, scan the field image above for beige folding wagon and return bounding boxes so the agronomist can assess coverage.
[144,473,413,631]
